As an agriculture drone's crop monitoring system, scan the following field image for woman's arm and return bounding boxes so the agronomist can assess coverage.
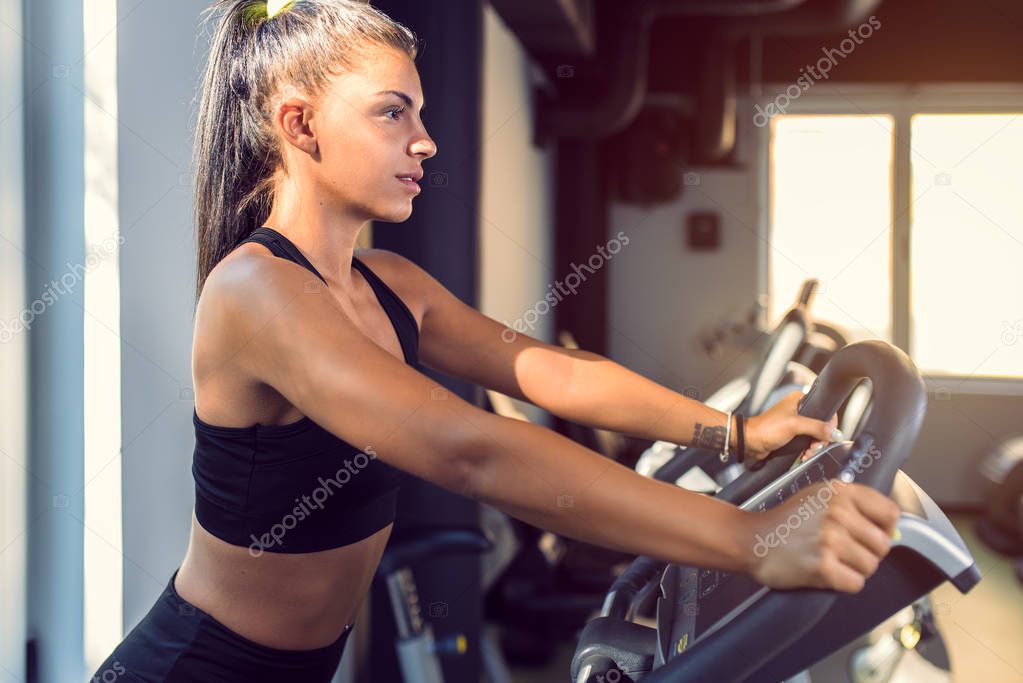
[524,347,749,446]
[528,350,837,458]
[463,408,758,573]
[374,251,834,456]
[210,254,756,573]
[209,253,899,592]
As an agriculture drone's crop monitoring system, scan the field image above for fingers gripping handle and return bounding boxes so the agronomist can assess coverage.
[760,340,927,494]
[746,341,926,494]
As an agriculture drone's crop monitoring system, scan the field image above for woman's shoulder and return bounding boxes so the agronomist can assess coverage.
[199,243,322,323]
[354,248,429,317]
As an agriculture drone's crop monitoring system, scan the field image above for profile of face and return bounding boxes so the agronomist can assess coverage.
[273,46,437,224]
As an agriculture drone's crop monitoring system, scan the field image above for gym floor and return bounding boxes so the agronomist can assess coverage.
[506,513,1023,683]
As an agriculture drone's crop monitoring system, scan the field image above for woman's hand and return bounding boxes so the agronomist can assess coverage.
[744,390,840,462]
[797,410,840,463]
[746,480,901,592]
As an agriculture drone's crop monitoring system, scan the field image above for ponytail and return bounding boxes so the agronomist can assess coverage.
[191,0,418,302]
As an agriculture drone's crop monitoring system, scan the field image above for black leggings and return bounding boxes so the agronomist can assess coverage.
[89,568,352,682]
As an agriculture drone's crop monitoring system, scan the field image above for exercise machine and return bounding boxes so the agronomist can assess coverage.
[975,434,1023,555]
[635,279,870,491]
[974,434,1023,586]
[484,280,854,665]
[570,341,981,682]
[378,526,513,683]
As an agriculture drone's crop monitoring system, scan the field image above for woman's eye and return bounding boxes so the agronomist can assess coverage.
[386,106,406,120]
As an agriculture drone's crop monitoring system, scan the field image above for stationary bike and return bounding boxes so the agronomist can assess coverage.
[570,341,981,683]
[631,333,960,681]
[484,281,846,664]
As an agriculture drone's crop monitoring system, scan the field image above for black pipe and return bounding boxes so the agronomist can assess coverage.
[538,0,813,141]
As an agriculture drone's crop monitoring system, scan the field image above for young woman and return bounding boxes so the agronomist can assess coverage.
[91,1,900,680]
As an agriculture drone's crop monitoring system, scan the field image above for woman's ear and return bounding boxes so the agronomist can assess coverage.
[274,95,318,156]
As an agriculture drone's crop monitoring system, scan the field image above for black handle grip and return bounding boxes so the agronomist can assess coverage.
[789,340,925,493]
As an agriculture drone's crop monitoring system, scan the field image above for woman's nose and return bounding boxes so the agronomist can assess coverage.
[412,136,437,159]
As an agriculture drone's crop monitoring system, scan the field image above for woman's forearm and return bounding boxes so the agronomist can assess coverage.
[544,349,735,449]
[464,410,755,573]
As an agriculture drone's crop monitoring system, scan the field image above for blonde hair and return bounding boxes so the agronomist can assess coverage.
[191,0,418,301]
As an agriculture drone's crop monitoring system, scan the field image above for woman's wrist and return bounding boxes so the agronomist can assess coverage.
[684,408,747,455]
[687,411,728,450]
[732,508,761,576]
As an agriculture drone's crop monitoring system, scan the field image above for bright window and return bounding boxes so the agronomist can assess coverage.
[83,0,123,671]
[768,114,894,341]
[910,114,1023,378]
[769,110,1023,380]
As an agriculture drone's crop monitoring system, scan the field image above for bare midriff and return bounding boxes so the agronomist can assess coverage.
[174,511,392,650]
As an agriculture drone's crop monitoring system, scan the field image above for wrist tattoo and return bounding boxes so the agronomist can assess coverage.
[691,422,727,450]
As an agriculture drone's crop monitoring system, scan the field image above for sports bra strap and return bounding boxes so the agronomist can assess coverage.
[350,256,389,293]
[239,225,419,365]
[241,226,328,284]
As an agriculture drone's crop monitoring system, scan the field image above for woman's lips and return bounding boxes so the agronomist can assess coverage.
[396,176,421,192]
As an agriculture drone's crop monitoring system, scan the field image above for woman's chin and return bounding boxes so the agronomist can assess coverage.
[380,203,415,222]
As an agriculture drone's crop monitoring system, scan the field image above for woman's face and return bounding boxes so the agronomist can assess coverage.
[304,46,436,223]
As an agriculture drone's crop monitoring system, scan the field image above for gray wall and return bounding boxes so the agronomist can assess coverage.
[608,108,764,404]
[479,4,555,424]
[607,93,1022,507]
[117,0,205,634]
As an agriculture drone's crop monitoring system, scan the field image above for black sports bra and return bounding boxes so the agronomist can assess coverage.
[191,226,418,553]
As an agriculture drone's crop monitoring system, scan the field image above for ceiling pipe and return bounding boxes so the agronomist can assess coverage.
[694,0,885,160]
[534,8,651,145]
[539,0,885,145]
[721,0,884,37]
[639,0,809,17]
[695,36,739,161]
[536,0,812,143]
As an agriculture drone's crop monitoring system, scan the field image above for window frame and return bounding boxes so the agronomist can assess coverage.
[0,0,29,677]
[756,82,1023,395]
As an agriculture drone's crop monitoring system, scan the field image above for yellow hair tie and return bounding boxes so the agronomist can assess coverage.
[240,0,294,27]
[266,0,294,19]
